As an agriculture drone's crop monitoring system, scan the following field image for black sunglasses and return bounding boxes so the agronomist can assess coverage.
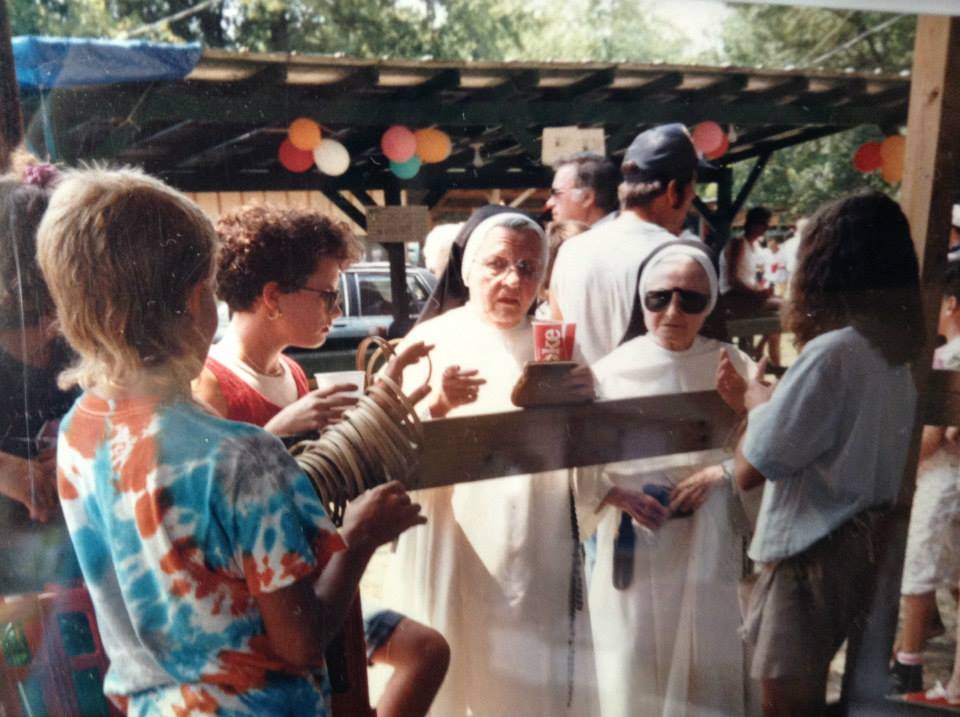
[643,288,710,314]
[299,286,342,312]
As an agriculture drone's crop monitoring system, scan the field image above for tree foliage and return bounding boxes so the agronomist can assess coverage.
[722,5,914,73]
[720,6,915,220]
[8,0,917,218]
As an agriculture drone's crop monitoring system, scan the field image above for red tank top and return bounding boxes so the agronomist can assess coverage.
[204,354,309,427]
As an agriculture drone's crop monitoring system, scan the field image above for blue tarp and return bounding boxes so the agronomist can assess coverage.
[13,36,202,90]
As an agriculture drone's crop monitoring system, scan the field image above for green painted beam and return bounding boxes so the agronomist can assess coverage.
[544,67,617,100]
[38,84,906,139]
[472,69,540,101]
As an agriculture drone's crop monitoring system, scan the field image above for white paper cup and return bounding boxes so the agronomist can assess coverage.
[314,370,365,398]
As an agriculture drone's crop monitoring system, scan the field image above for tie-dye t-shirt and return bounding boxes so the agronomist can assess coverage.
[57,394,345,717]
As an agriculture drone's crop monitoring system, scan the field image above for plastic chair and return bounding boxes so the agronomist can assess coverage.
[0,587,121,717]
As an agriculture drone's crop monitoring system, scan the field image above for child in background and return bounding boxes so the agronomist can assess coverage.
[890,261,960,699]
[37,167,429,717]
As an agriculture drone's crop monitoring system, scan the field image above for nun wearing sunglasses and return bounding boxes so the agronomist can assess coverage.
[581,240,763,717]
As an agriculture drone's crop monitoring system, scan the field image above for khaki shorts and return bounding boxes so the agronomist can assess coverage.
[741,513,882,680]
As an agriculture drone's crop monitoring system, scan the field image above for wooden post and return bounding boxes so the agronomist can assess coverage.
[0,0,22,173]
[842,15,960,713]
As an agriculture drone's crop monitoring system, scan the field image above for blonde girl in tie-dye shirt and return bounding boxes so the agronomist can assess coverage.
[37,168,427,717]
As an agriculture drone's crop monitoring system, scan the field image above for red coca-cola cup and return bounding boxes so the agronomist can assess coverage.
[533,320,576,361]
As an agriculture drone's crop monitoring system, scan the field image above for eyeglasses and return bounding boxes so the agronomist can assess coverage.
[549,187,581,198]
[482,256,543,280]
[299,286,342,312]
[643,288,710,314]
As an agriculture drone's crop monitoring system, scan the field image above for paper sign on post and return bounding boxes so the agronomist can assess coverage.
[366,206,431,244]
[541,127,607,166]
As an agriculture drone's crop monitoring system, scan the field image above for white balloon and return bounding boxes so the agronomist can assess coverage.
[313,139,350,176]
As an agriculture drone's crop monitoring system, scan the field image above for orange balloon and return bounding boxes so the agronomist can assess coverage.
[414,128,452,164]
[288,117,322,150]
[880,135,905,183]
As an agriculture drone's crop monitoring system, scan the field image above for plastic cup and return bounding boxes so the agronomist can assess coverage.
[532,320,576,361]
[314,370,365,398]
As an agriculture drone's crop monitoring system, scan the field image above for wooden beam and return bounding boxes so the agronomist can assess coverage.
[545,68,617,100]
[0,0,22,172]
[399,69,460,99]
[472,70,540,101]
[318,188,367,230]
[411,391,737,489]
[623,72,684,98]
[743,76,809,104]
[723,125,844,164]
[842,15,960,712]
[43,86,908,140]
[730,153,770,217]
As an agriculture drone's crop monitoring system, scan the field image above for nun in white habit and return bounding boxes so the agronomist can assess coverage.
[385,211,600,717]
[582,241,762,717]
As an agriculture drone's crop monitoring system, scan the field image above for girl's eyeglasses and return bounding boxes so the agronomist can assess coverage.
[643,288,710,314]
[300,286,342,312]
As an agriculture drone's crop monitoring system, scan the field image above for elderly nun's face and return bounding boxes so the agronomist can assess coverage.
[642,256,712,351]
[468,226,545,329]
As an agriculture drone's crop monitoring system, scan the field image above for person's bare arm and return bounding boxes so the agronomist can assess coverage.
[919,425,947,463]
[0,450,56,521]
[734,437,767,491]
[255,481,425,667]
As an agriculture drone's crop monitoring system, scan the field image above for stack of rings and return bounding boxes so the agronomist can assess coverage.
[291,338,431,526]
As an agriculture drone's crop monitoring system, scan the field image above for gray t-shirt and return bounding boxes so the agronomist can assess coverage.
[744,326,917,563]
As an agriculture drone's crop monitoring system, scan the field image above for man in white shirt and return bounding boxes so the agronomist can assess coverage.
[549,124,701,364]
[545,153,620,226]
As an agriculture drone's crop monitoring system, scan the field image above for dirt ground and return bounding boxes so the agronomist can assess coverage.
[358,335,959,709]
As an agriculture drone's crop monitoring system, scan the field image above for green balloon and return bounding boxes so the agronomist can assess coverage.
[390,156,421,179]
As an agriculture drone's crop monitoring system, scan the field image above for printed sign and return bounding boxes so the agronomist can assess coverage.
[541,127,607,166]
[366,205,431,244]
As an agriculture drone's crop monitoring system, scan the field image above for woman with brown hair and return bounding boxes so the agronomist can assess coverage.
[732,190,923,715]
[194,204,449,717]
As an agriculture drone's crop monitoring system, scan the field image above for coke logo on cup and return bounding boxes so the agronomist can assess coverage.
[533,320,576,361]
[542,328,564,359]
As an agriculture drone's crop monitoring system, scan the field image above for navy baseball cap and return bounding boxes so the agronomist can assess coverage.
[622,123,707,183]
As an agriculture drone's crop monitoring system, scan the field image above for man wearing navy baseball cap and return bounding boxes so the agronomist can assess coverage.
[549,123,703,365]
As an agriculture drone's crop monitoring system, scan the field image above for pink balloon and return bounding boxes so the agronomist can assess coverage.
[692,122,726,158]
[381,125,417,162]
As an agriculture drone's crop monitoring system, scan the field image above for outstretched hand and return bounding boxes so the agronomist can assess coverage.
[744,357,775,412]
[264,384,359,436]
[0,451,58,523]
[379,340,434,405]
[430,365,486,418]
[341,480,426,555]
[716,350,747,416]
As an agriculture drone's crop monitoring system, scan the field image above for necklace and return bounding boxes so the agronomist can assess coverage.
[238,351,285,378]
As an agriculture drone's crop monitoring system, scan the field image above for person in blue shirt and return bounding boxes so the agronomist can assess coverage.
[724,191,923,716]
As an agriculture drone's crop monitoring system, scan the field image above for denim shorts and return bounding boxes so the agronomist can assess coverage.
[362,608,404,663]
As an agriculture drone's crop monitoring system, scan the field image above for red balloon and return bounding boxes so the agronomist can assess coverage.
[381,125,417,162]
[692,122,726,158]
[278,139,314,173]
[852,142,883,173]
